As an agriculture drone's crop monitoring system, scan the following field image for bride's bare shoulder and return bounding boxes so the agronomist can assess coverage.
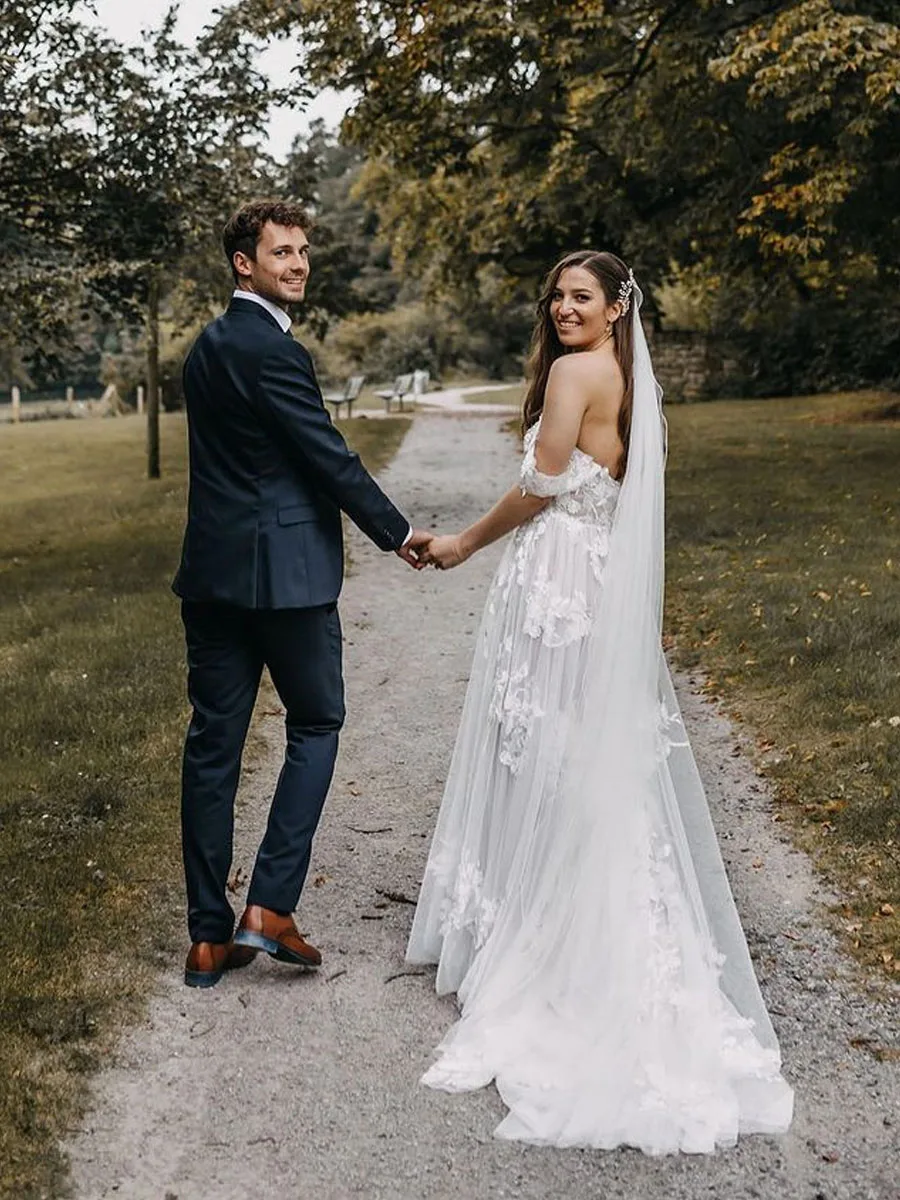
[549,350,619,386]
[548,350,621,404]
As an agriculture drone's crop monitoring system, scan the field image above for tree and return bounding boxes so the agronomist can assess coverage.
[230,0,900,393]
[0,2,103,373]
[73,11,283,476]
[2,4,284,473]
[284,120,402,336]
[711,1,900,283]
[229,2,781,282]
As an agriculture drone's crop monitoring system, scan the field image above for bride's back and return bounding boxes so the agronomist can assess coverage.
[573,348,626,478]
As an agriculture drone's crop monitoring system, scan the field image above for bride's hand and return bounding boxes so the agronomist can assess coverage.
[423,533,469,570]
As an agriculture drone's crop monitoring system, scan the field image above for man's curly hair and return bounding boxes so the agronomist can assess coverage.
[223,199,312,283]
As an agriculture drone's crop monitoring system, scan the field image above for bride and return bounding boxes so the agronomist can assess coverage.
[407,250,794,1154]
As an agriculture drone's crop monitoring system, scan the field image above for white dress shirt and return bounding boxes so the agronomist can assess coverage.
[231,289,413,548]
[231,287,292,332]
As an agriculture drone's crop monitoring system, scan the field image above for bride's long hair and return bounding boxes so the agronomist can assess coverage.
[522,250,635,477]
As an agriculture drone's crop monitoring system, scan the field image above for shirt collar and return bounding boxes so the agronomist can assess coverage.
[231,288,292,333]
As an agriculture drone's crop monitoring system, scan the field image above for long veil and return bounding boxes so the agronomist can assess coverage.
[421,287,793,1151]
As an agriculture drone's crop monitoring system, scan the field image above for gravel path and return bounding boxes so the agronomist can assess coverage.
[66,414,898,1200]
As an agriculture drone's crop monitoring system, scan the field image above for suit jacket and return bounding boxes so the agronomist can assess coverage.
[173,299,410,609]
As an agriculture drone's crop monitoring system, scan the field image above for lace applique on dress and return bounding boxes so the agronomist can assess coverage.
[438,851,499,949]
[523,566,592,647]
[490,653,545,774]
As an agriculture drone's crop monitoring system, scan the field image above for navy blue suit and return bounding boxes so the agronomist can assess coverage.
[174,298,409,942]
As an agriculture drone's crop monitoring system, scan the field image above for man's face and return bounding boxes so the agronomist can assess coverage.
[233,221,310,306]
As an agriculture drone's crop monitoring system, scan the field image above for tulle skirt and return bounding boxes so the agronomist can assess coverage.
[407,505,793,1153]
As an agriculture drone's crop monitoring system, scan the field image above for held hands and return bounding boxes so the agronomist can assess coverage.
[395,528,434,569]
[394,528,472,571]
[421,533,469,570]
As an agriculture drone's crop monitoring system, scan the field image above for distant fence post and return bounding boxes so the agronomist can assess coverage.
[65,385,74,414]
[136,385,144,415]
[11,385,21,423]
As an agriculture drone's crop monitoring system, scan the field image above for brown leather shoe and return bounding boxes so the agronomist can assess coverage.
[184,940,257,988]
[233,904,321,967]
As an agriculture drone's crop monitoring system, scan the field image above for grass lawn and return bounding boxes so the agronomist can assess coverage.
[665,392,899,974]
[0,411,410,1199]
[462,384,524,407]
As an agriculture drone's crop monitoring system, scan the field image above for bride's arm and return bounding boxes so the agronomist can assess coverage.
[424,486,548,568]
[425,359,594,569]
[532,355,590,475]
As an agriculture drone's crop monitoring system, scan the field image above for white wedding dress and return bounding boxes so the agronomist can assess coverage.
[406,300,794,1154]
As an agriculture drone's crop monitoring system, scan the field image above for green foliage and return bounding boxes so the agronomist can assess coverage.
[710,1,900,277]
[285,122,532,379]
[233,0,900,396]
[285,121,403,336]
[1,5,281,394]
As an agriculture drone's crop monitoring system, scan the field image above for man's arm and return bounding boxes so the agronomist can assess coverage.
[257,338,411,552]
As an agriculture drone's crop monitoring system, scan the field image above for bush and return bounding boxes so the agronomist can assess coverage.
[301,290,532,388]
[655,264,900,400]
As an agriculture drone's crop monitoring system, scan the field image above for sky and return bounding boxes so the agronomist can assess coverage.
[82,0,353,160]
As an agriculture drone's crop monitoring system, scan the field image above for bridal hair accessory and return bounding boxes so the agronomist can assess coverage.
[617,268,636,314]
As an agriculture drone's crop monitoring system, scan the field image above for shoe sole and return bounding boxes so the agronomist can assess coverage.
[184,967,224,988]
[233,928,320,967]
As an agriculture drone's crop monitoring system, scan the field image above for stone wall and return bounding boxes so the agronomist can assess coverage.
[645,329,735,402]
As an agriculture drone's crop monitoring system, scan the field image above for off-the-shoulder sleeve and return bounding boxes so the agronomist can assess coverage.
[520,427,598,497]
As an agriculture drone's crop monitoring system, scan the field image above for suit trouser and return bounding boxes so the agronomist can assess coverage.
[180,600,344,943]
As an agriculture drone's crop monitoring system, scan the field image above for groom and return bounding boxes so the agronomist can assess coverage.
[173,198,432,988]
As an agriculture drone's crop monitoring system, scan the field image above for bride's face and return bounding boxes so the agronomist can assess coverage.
[550,266,616,351]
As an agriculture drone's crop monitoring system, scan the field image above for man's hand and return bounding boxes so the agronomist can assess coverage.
[395,528,434,569]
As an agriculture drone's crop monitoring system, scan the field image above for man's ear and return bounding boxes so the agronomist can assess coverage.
[232,250,253,280]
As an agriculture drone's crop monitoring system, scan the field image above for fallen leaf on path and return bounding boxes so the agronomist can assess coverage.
[376,887,417,905]
[226,866,246,894]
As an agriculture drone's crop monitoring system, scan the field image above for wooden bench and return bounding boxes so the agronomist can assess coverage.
[374,373,414,413]
[323,374,365,419]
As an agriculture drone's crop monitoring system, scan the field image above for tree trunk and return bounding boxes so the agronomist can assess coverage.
[146,270,161,479]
